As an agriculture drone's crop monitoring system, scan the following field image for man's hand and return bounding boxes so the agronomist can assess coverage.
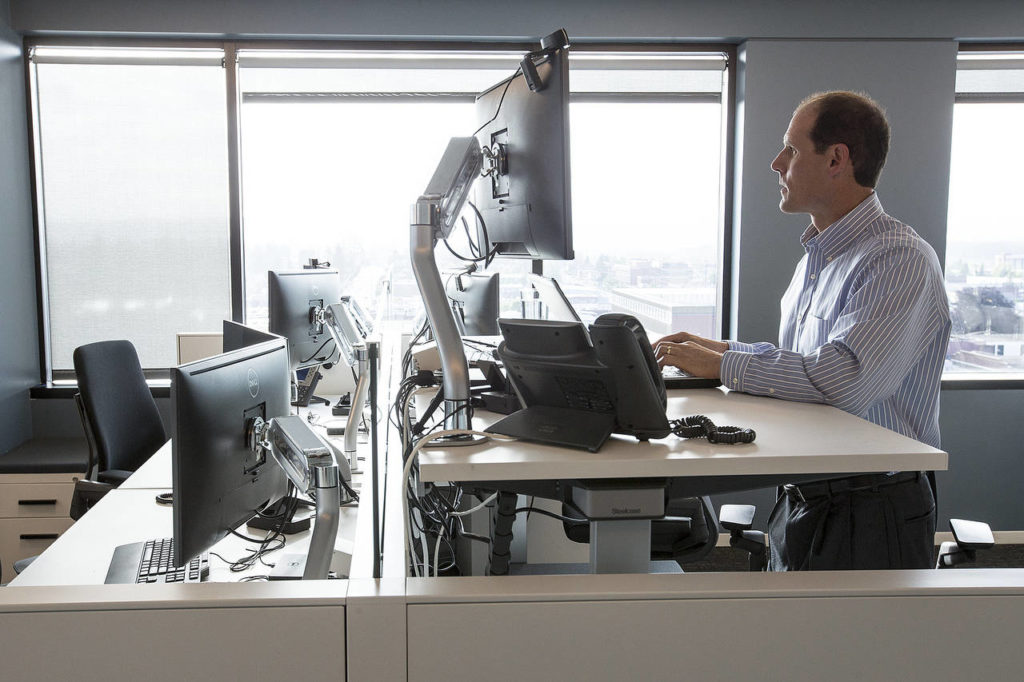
[653,332,726,380]
[652,331,728,354]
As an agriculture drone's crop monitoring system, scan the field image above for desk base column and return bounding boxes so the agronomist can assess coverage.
[589,520,651,574]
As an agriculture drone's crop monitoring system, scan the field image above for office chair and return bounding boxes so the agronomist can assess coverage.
[719,505,995,570]
[560,495,720,570]
[13,341,166,576]
[73,340,167,487]
[63,340,167,519]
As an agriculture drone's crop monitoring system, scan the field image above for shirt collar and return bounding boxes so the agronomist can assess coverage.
[800,192,884,261]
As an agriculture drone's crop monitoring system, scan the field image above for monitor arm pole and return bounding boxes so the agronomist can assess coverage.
[343,346,370,473]
[411,215,472,431]
[322,303,372,472]
[410,137,483,437]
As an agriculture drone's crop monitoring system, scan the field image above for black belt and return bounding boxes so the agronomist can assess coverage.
[782,471,921,503]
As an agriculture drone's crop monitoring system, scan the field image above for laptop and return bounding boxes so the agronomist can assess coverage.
[526,274,721,390]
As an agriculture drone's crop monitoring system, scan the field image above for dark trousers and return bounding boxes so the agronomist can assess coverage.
[767,472,936,570]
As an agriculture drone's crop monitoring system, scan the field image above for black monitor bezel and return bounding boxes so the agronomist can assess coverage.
[473,47,573,261]
[170,331,290,566]
[267,269,343,371]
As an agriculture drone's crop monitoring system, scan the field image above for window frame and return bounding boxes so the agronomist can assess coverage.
[23,36,737,388]
[942,42,1024,390]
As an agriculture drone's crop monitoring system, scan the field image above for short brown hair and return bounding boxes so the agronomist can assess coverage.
[799,91,890,188]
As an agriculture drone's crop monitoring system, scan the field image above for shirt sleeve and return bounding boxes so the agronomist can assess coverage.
[719,246,946,414]
[727,340,776,354]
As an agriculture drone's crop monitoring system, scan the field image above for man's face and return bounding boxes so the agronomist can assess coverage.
[770,105,833,220]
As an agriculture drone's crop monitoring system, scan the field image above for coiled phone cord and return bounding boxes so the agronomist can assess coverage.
[669,415,756,444]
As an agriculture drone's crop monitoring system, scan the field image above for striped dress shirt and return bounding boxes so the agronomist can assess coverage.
[719,193,951,448]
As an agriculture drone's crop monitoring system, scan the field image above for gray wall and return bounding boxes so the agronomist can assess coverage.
[731,39,956,344]
[0,0,37,453]
[5,0,1024,531]
[8,0,1024,40]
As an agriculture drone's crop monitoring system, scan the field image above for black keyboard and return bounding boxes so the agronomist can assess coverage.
[104,537,210,584]
[661,366,722,389]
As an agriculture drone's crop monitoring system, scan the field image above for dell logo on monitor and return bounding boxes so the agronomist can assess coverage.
[247,368,260,398]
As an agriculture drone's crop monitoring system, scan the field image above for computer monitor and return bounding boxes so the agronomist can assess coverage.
[446,271,501,336]
[341,295,374,340]
[526,273,581,323]
[171,322,291,566]
[268,269,343,370]
[474,41,573,260]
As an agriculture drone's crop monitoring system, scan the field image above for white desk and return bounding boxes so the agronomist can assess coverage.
[0,352,402,681]
[419,387,947,483]
[417,387,947,573]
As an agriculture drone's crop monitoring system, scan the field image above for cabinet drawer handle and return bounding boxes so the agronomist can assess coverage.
[19,499,58,506]
[20,533,60,541]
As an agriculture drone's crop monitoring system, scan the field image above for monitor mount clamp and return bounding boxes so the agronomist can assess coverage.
[247,415,341,579]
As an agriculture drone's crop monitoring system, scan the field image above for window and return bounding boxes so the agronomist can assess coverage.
[27,42,731,380]
[945,51,1024,377]
[237,49,730,338]
[546,54,726,339]
[29,47,230,377]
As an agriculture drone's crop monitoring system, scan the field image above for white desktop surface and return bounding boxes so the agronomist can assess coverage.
[10,486,358,587]
[417,387,947,483]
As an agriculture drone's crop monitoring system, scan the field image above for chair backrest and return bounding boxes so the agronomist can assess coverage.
[73,340,167,476]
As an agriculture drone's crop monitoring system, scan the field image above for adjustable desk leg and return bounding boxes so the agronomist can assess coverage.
[589,520,651,574]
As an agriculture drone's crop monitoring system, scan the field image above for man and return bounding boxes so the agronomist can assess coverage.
[654,91,950,570]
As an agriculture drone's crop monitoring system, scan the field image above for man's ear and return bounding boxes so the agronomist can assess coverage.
[828,143,851,177]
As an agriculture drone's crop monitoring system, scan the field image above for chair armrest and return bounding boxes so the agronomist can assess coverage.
[97,469,133,486]
[70,478,116,520]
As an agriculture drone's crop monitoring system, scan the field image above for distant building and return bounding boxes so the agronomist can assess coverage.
[948,332,1024,371]
[609,287,717,338]
[995,253,1024,273]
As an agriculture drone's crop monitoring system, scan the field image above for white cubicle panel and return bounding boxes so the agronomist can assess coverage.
[406,571,1024,681]
[0,582,346,681]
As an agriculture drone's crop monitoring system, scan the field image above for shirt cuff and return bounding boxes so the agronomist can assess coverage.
[720,350,752,392]
[728,340,776,354]
[726,341,756,353]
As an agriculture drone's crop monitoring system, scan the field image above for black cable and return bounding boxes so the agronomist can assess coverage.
[473,67,522,138]
[299,337,335,365]
[222,485,299,572]
[341,477,360,502]
[514,506,588,525]
[456,516,491,545]
[442,236,492,264]
[409,386,446,442]
[462,338,498,351]
[669,415,756,444]
[466,201,496,268]
[462,216,482,259]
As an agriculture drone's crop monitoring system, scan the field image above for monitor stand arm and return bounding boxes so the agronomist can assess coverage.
[249,415,343,580]
[410,215,472,433]
[343,347,370,473]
